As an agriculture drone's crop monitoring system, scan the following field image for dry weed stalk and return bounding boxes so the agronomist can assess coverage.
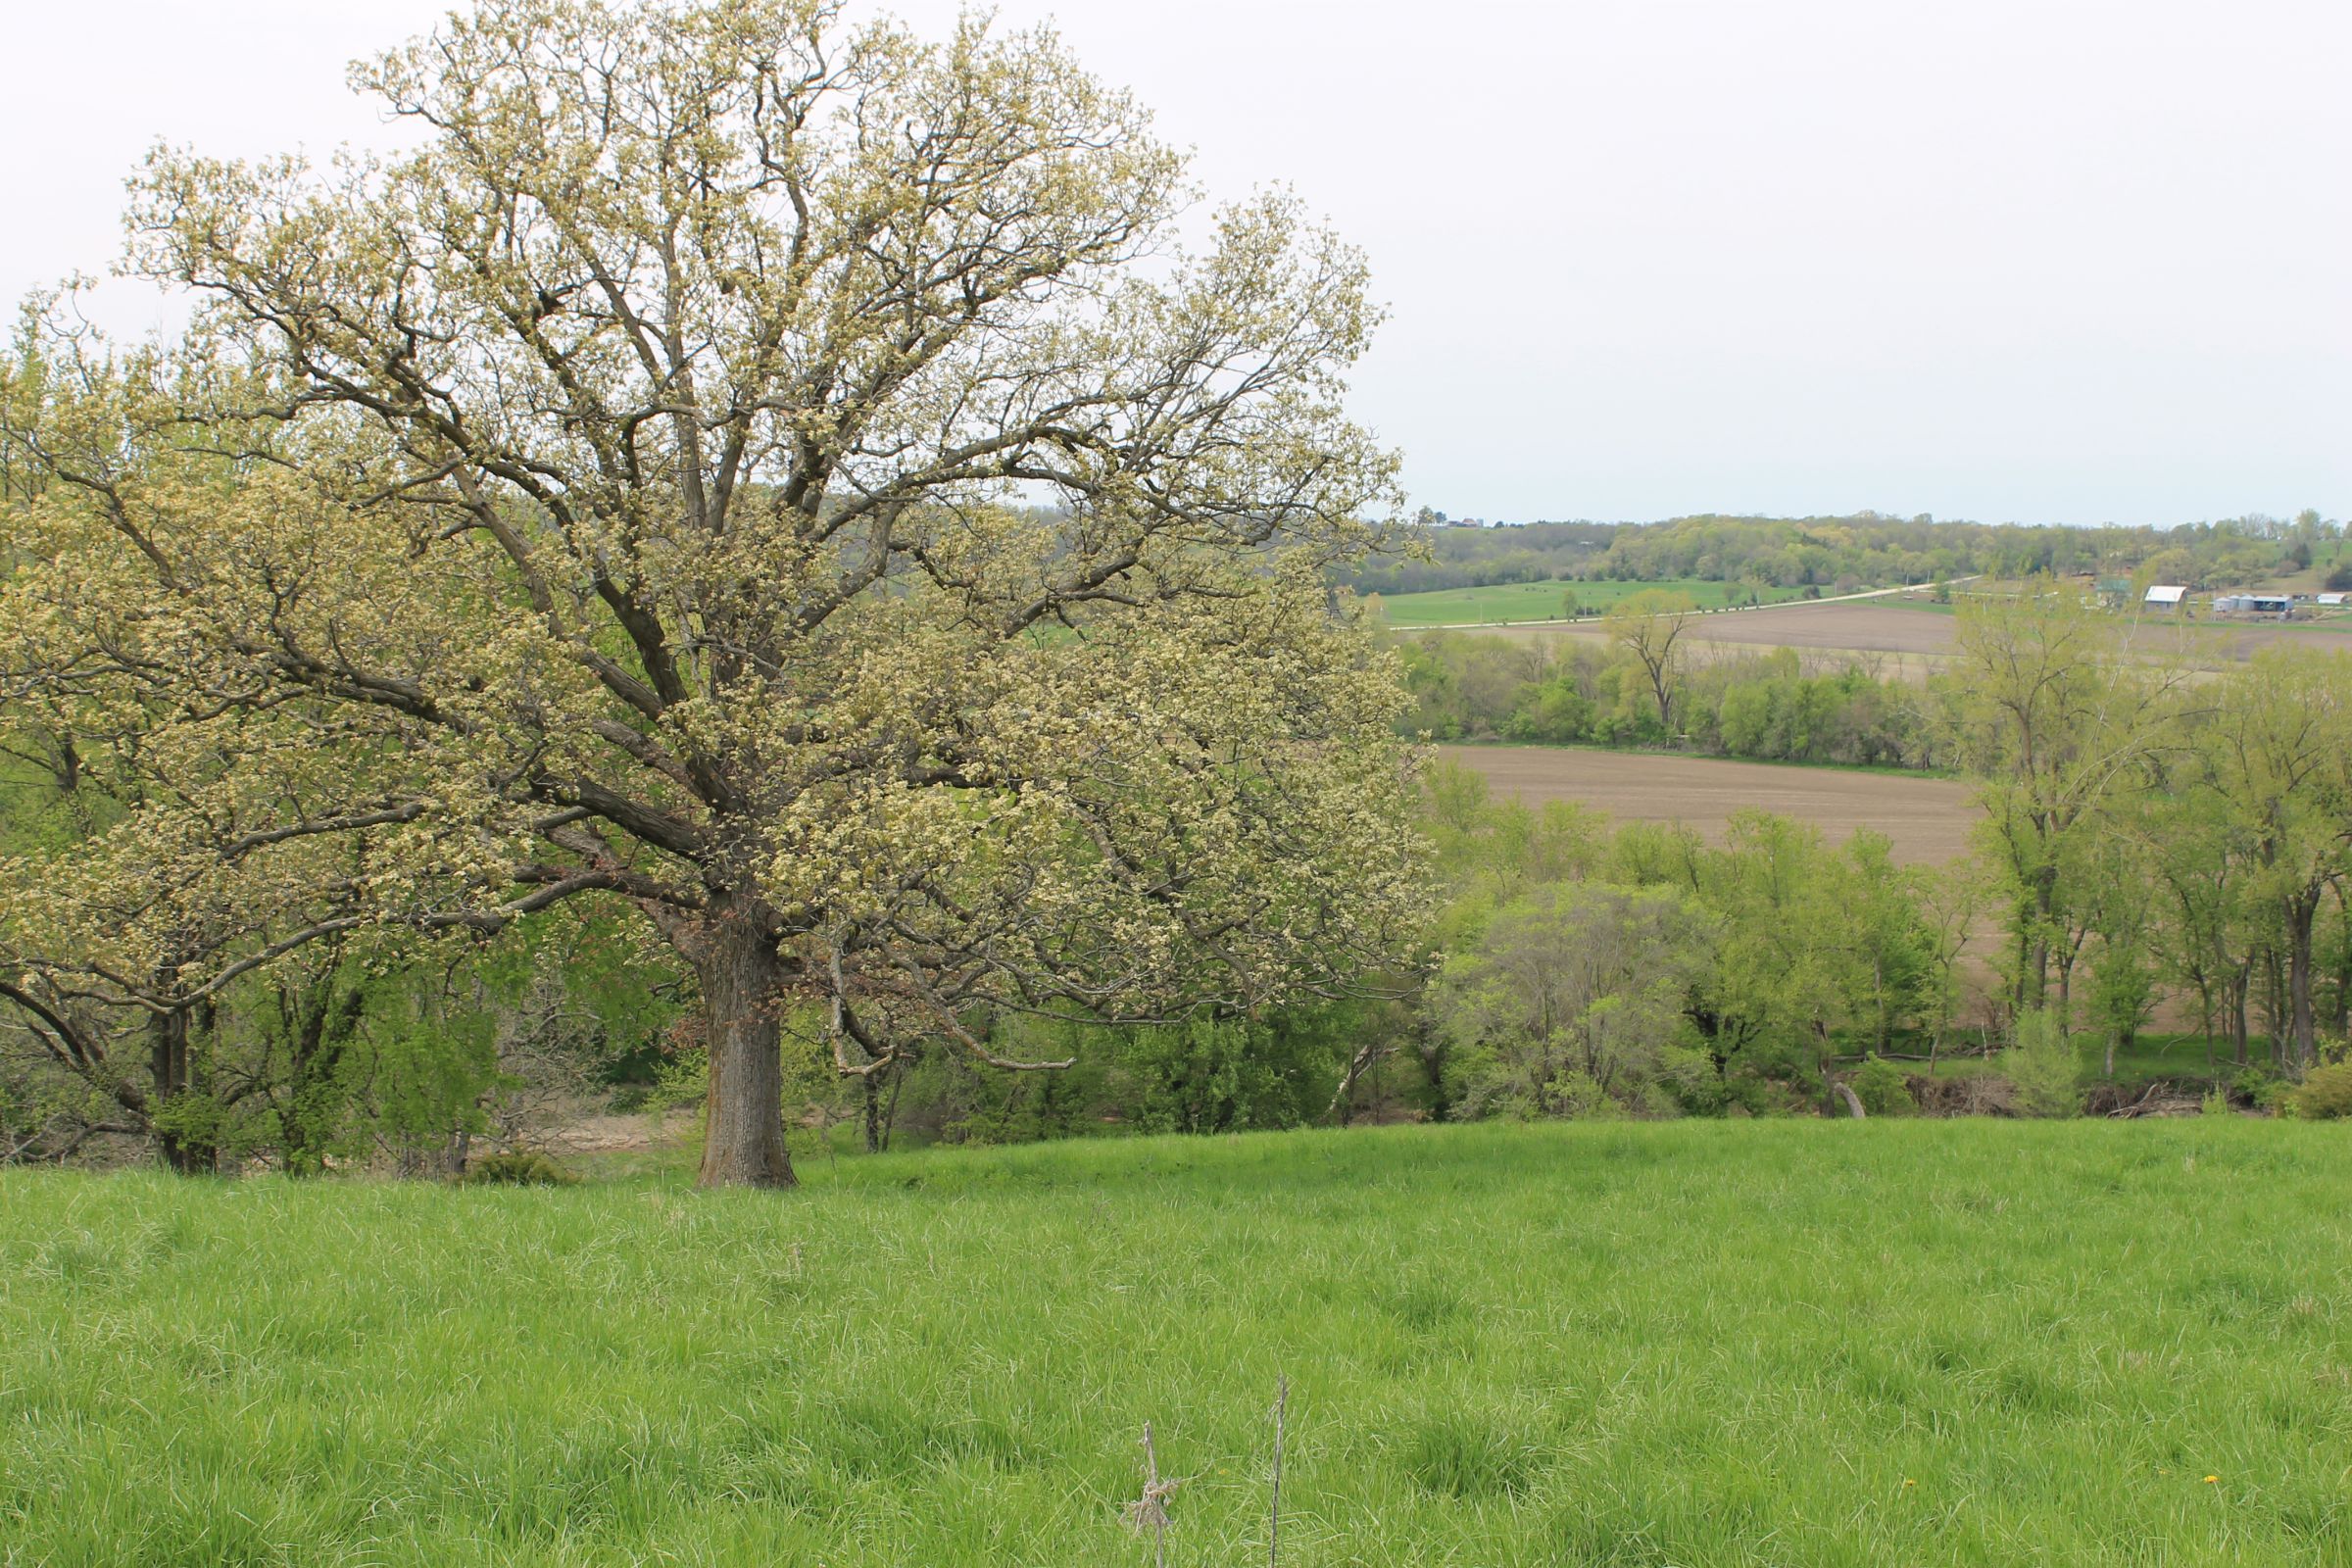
[1268,1374,1289,1566]
[1123,1377,1295,1567]
[1123,1421,1183,1568]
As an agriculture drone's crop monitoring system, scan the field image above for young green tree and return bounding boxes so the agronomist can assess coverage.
[2073,834,2161,1077]
[1434,882,1711,1118]
[0,0,1422,1187]
[1606,589,1701,739]
[2138,780,2257,1065]
[1674,813,1937,1101]
[1942,587,2194,1013]
[2194,649,2352,1072]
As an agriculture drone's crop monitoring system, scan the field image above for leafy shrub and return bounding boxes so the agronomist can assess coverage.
[1435,883,1711,1120]
[460,1152,580,1186]
[1848,1055,1916,1116]
[1998,1013,2082,1117]
[1662,1057,1781,1117]
[650,1048,711,1110]
[2228,1066,2288,1111]
[2284,1061,2352,1120]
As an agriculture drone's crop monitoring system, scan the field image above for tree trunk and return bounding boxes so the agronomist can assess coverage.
[2228,969,2249,1067]
[2264,948,2288,1069]
[2018,869,2057,1014]
[148,1009,216,1175]
[862,1070,882,1154]
[282,979,366,1177]
[2286,891,2320,1074]
[1327,1036,1392,1126]
[2011,907,2034,1012]
[2329,883,2351,1041]
[696,911,796,1189]
[880,1065,904,1153]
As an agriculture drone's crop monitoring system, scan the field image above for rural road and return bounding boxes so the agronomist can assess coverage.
[1414,575,1984,632]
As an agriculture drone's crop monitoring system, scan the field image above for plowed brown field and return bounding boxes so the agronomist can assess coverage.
[1448,597,2352,669]
[1444,744,1979,864]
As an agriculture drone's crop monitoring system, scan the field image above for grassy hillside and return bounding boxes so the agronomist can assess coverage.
[1368,576,1810,627]
[6,1121,2350,1565]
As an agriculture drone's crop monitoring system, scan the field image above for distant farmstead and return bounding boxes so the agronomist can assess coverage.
[2214,593,2296,617]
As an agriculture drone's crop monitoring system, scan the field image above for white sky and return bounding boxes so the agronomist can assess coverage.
[4,0,2345,527]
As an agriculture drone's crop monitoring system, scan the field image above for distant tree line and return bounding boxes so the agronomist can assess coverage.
[1398,635,1937,769]
[1341,509,2345,600]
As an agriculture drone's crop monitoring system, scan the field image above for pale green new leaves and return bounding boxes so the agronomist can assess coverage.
[2,0,1424,1061]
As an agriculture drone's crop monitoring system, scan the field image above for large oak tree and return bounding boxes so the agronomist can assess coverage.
[0,0,1422,1185]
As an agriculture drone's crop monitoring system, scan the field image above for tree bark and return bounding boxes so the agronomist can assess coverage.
[696,908,796,1189]
[2263,948,2288,1069]
[148,1009,216,1175]
[2285,890,2321,1074]
[281,978,365,1177]
[2229,970,2249,1067]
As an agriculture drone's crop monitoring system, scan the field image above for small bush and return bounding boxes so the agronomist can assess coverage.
[1999,1013,2082,1118]
[1848,1055,1916,1116]
[2284,1061,2352,1120]
[2227,1066,2292,1112]
[1664,1062,1780,1118]
[460,1152,580,1186]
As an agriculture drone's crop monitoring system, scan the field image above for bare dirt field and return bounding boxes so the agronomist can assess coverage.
[1448,745,2009,1009]
[1457,600,1960,681]
[1444,744,1980,864]
[1678,601,1961,655]
[1446,597,2352,672]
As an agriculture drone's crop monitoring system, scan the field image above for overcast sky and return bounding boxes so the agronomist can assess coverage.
[4,0,2344,526]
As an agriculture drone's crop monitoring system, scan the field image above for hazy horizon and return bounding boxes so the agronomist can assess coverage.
[3,0,2343,528]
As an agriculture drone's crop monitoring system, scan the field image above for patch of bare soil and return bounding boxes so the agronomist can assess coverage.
[1440,599,2352,673]
[1442,744,1980,865]
[530,1104,693,1155]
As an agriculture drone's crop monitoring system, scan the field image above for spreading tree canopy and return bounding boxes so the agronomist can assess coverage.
[0,0,1423,1185]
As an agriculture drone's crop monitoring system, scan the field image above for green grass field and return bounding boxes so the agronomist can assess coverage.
[1369,577,1809,627]
[6,1121,2350,1566]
